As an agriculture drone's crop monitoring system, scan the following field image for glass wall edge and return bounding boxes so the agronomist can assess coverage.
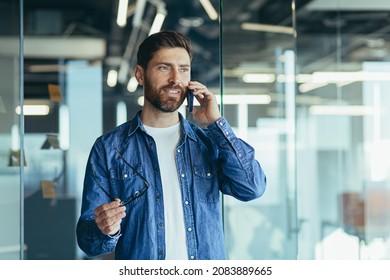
[19,0,25,260]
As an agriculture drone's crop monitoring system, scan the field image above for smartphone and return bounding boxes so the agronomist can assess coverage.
[187,88,194,112]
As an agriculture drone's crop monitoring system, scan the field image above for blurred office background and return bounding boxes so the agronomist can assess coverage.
[1,0,390,260]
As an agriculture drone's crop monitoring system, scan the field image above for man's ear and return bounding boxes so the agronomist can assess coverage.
[135,65,144,86]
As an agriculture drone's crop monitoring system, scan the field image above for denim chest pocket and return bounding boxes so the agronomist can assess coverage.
[193,165,219,203]
[109,163,147,206]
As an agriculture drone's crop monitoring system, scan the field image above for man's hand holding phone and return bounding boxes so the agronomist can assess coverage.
[187,81,222,126]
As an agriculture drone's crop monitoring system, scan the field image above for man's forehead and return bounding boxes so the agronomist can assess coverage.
[152,47,191,62]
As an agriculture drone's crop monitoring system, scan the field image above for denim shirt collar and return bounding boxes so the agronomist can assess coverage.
[127,110,198,142]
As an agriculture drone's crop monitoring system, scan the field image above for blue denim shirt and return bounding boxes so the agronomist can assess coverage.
[76,111,266,260]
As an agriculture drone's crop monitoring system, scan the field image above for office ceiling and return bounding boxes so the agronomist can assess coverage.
[9,0,390,108]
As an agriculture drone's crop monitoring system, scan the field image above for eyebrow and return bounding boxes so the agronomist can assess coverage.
[155,62,190,68]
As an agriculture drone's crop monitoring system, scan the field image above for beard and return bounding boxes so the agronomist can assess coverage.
[143,76,186,112]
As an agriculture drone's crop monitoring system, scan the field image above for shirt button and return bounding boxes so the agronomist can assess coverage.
[225,131,229,135]
[156,194,160,200]
[159,250,164,255]
[181,174,185,177]
[188,227,192,232]
[184,200,189,205]
[123,174,128,179]
[219,122,223,126]
[190,256,195,260]
[177,149,181,153]
[207,173,211,177]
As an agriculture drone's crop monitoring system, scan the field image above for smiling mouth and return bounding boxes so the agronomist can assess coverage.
[163,88,181,96]
[164,89,180,93]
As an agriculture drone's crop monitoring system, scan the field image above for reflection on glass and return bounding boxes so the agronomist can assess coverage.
[221,0,297,259]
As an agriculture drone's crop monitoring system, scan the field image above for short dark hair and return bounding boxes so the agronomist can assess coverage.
[137,30,192,70]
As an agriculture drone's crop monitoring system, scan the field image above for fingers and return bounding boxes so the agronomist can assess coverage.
[188,81,213,101]
[93,198,121,217]
[94,199,126,236]
[188,81,222,125]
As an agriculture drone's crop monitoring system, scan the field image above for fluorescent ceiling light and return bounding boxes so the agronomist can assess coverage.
[116,101,127,126]
[137,96,144,106]
[11,124,20,151]
[107,70,118,87]
[149,7,167,36]
[217,94,272,105]
[306,0,390,11]
[117,0,129,27]
[243,73,275,83]
[199,0,218,20]
[309,105,383,116]
[59,105,70,150]
[294,74,313,83]
[197,94,271,105]
[15,105,50,116]
[241,23,294,35]
[127,76,139,92]
[311,71,390,83]
[299,82,328,93]
[298,71,390,92]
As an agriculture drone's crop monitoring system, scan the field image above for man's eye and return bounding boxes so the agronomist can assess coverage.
[158,65,169,71]
[180,68,189,72]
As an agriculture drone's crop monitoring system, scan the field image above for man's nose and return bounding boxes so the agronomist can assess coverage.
[168,69,181,85]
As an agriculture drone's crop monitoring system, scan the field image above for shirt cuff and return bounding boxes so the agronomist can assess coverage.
[207,117,235,142]
[106,229,121,239]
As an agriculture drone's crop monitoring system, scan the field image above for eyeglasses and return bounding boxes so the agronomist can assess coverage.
[90,148,150,207]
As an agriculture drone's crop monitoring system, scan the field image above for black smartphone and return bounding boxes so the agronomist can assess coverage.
[187,88,194,112]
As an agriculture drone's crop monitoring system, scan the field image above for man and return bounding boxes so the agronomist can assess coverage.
[76,30,266,260]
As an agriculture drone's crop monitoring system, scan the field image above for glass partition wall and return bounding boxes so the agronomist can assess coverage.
[295,1,390,260]
[220,0,298,259]
[221,0,390,260]
[0,0,23,259]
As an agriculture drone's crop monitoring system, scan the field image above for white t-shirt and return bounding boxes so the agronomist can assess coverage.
[144,123,188,260]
